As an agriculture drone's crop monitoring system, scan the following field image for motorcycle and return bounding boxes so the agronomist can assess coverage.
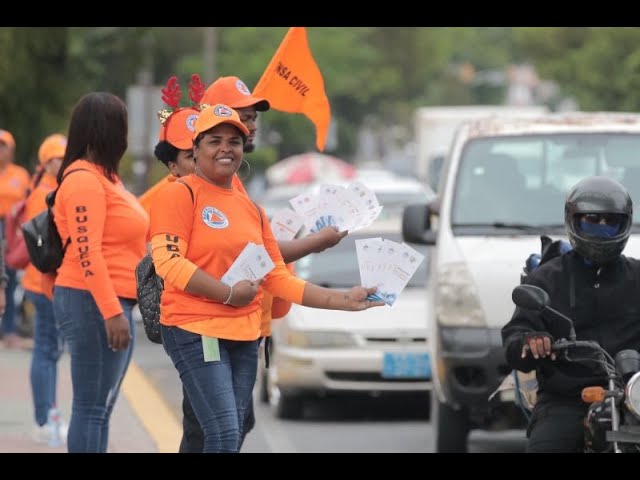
[512,284,640,453]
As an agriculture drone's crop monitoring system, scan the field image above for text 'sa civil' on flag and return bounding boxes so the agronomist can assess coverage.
[254,27,331,151]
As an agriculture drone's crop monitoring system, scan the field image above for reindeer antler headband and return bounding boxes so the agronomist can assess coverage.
[157,76,182,125]
[157,73,207,126]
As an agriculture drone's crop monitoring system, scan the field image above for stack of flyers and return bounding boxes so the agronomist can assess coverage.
[221,242,275,286]
[355,238,425,306]
[270,208,305,241]
[289,181,383,234]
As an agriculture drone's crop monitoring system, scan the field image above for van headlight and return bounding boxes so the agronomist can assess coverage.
[284,328,358,348]
[625,371,640,420]
[436,262,486,327]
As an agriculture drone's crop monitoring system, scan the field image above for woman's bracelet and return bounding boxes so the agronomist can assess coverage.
[223,285,234,305]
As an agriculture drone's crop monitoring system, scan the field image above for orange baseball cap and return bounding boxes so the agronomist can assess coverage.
[159,107,200,150]
[0,129,16,149]
[201,76,270,112]
[193,104,250,140]
[38,134,67,165]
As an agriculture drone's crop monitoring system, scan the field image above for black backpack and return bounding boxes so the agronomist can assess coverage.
[136,179,194,344]
[521,234,573,283]
[21,168,88,274]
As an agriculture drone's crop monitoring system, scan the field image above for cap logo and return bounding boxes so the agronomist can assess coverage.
[213,105,233,118]
[185,114,198,132]
[235,79,251,96]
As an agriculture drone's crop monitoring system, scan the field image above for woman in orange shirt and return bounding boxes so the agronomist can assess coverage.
[149,104,383,453]
[23,134,68,444]
[52,93,149,453]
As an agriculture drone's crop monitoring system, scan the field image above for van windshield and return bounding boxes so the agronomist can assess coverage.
[451,133,640,232]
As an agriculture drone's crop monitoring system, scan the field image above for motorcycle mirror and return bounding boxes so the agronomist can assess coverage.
[512,285,550,311]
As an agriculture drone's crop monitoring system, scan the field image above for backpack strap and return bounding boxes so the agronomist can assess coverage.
[46,168,90,208]
[48,168,92,252]
[176,178,194,204]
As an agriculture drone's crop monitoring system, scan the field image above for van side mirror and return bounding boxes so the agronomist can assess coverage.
[402,203,437,245]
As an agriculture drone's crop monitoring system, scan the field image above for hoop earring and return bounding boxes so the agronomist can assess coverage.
[238,159,251,181]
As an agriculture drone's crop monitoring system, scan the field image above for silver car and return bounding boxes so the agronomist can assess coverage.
[260,227,431,419]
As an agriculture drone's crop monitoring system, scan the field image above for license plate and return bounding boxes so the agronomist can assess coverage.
[382,352,431,379]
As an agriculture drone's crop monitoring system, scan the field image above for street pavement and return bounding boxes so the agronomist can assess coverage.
[0,339,175,453]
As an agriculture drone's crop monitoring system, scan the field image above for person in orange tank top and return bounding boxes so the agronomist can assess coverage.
[149,104,383,453]
[22,134,69,444]
[52,93,149,453]
[0,129,30,348]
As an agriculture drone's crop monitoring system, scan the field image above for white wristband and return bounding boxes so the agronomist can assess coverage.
[223,285,234,305]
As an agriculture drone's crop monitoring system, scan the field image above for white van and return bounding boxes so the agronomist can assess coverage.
[402,112,640,452]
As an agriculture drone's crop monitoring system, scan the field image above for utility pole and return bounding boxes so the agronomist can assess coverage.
[203,27,217,84]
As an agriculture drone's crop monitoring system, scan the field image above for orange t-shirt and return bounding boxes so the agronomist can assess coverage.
[138,174,176,215]
[22,173,58,294]
[0,163,30,219]
[149,174,306,341]
[54,160,150,319]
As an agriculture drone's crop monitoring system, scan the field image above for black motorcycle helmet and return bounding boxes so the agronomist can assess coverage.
[565,176,633,264]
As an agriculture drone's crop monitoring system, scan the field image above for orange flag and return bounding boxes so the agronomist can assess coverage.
[254,27,331,151]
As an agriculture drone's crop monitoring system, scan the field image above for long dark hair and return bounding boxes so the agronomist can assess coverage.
[57,92,128,184]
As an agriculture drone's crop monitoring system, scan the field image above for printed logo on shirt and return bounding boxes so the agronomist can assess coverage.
[201,206,229,229]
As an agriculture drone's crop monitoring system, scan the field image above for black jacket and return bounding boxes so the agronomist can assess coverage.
[502,250,640,399]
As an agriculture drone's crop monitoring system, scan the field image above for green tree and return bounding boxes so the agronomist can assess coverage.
[0,28,72,168]
[514,27,640,111]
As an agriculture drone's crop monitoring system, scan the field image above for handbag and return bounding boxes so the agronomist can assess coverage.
[5,200,30,270]
[21,168,87,274]
[136,179,194,344]
[135,254,164,344]
[5,168,46,270]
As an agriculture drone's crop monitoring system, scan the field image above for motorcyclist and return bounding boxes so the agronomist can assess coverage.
[502,175,640,453]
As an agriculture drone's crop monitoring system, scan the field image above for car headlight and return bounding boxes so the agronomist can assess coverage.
[625,371,640,420]
[436,262,486,327]
[284,328,358,348]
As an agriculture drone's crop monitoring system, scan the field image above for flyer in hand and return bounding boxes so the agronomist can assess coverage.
[288,181,383,234]
[221,242,275,286]
[355,238,425,306]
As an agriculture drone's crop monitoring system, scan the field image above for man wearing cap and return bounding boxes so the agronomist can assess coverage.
[22,134,68,443]
[0,129,31,349]
[177,76,347,453]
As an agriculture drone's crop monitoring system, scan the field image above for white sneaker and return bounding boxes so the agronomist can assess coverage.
[31,423,49,445]
[58,419,68,443]
[31,419,68,446]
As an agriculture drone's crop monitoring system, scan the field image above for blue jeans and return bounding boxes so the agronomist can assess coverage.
[53,286,135,453]
[1,267,17,335]
[161,325,259,453]
[25,290,63,426]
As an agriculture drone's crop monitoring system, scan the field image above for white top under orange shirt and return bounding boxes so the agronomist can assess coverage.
[54,160,150,319]
[149,174,306,341]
